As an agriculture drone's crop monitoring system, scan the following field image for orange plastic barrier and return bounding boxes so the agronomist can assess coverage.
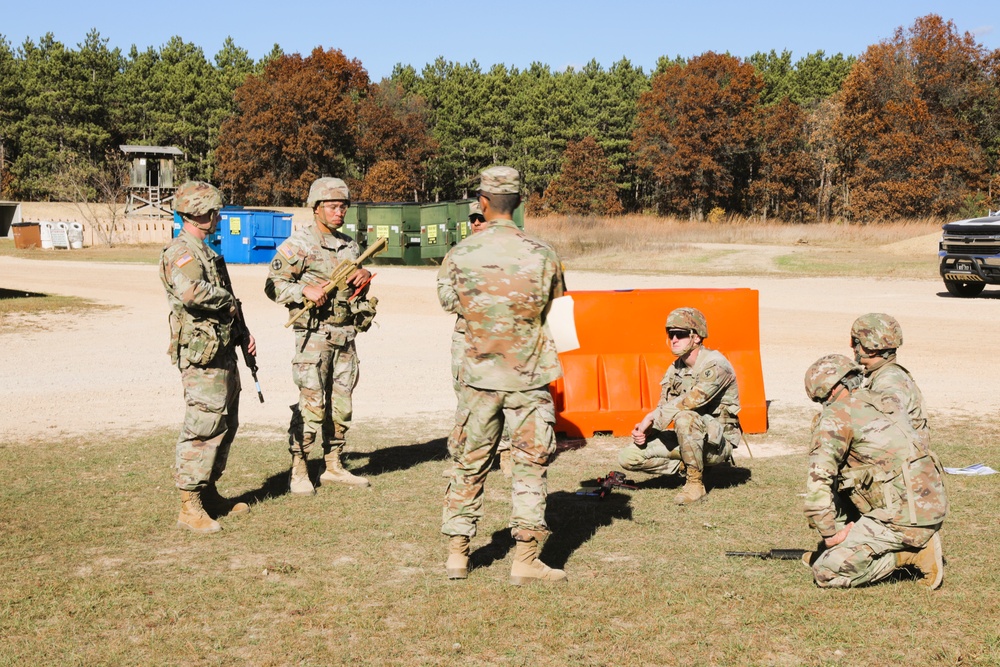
[549,288,767,437]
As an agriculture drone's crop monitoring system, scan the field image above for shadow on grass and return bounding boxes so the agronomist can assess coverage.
[349,437,449,476]
[470,528,516,571]
[539,490,633,569]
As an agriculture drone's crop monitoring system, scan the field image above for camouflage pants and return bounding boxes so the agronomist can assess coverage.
[289,330,358,455]
[618,410,732,475]
[174,352,240,491]
[811,516,939,588]
[442,384,557,539]
[449,329,510,457]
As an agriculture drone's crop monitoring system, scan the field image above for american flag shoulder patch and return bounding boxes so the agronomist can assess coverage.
[279,244,295,260]
[175,253,194,268]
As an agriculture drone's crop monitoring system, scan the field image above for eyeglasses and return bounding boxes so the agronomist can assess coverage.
[321,202,349,212]
[667,329,691,340]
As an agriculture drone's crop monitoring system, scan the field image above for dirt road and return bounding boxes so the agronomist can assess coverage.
[1,253,994,451]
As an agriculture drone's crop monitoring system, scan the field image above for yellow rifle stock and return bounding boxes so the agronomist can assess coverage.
[284,236,389,328]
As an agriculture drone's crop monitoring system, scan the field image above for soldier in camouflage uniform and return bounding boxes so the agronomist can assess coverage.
[160,181,253,533]
[265,177,374,494]
[802,354,948,589]
[850,313,929,441]
[439,200,513,479]
[620,307,742,505]
[438,166,567,585]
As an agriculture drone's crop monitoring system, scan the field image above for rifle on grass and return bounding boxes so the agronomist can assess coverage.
[284,237,388,328]
[215,257,264,403]
[725,549,808,560]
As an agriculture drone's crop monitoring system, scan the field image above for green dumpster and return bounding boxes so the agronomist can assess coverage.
[366,202,422,265]
[342,203,367,247]
[420,202,452,261]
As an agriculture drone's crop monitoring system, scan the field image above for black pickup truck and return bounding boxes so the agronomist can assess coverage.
[939,212,1000,297]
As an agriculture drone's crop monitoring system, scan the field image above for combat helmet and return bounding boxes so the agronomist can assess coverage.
[665,307,708,338]
[307,177,350,208]
[174,181,223,217]
[851,313,903,351]
[804,354,862,403]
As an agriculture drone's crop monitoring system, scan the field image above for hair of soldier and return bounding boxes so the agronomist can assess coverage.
[482,192,520,215]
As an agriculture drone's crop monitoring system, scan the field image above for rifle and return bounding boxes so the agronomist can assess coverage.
[576,470,638,499]
[725,549,808,560]
[215,257,264,403]
[284,236,389,328]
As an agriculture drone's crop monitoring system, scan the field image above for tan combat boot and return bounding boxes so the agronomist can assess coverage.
[320,449,370,487]
[177,490,221,534]
[289,453,316,496]
[446,535,470,580]
[499,449,513,479]
[510,538,567,586]
[895,532,944,589]
[674,465,707,505]
[201,482,250,518]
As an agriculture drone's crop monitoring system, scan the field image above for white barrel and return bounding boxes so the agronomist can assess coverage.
[51,222,70,249]
[68,222,84,249]
[39,221,53,249]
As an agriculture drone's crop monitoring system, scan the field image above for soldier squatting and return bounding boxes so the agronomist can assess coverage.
[160,171,948,589]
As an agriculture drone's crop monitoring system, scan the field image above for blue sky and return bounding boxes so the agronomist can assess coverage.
[3,1,996,80]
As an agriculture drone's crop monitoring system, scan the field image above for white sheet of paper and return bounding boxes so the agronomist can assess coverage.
[547,295,580,353]
[943,463,998,475]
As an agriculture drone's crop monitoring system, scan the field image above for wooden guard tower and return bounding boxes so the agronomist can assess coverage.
[120,145,183,217]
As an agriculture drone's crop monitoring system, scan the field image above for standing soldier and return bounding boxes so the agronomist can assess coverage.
[160,181,253,533]
[802,354,948,589]
[438,200,512,479]
[850,313,929,439]
[620,307,742,505]
[439,166,567,585]
[265,177,374,494]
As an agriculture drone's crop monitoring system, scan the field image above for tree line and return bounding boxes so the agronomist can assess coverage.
[1,14,997,222]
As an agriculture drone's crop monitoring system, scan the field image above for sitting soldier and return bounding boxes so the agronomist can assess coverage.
[619,307,742,505]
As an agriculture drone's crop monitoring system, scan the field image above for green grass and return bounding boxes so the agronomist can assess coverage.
[1,409,996,665]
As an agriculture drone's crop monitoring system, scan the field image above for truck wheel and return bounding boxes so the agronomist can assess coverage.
[944,280,986,297]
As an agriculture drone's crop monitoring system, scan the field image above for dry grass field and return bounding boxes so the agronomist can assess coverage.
[2,216,998,666]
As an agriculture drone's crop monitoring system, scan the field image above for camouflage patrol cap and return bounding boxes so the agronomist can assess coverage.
[468,200,483,218]
[804,353,862,403]
[307,177,350,208]
[851,312,903,351]
[174,181,223,216]
[478,166,520,195]
[665,307,708,338]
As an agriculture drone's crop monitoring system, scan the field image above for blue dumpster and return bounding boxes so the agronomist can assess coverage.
[219,209,293,264]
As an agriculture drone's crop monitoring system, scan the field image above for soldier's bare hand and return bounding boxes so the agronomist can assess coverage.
[347,267,371,287]
[824,522,854,548]
[632,413,655,445]
[303,283,329,306]
[246,334,256,357]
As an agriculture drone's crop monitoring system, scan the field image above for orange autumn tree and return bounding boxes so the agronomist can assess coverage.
[835,15,990,220]
[541,136,623,215]
[749,97,817,221]
[632,52,763,218]
[215,47,369,205]
[361,159,411,201]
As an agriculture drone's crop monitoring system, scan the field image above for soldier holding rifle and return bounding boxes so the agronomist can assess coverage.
[159,181,254,534]
[265,177,376,494]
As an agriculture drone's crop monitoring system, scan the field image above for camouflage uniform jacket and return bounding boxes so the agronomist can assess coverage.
[159,230,236,366]
[864,358,929,435]
[804,389,948,538]
[436,272,467,335]
[653,347,741,438]
[265,225,361,342]
[437,219,565,391]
